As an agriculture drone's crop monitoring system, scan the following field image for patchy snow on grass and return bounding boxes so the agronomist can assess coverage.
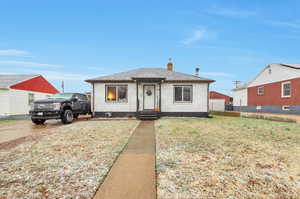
[156,116,300,199]
[0,120,139,199]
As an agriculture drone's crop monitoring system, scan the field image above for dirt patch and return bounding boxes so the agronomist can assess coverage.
[210,111,241,117]
[241,112,297,123]
[0,117,94,148]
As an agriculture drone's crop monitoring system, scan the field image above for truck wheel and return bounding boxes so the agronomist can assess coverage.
[31,118,46,125]
[62,110,74,124]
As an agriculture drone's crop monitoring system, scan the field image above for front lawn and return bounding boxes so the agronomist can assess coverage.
[0,120,139,199]
[156,116,300,199]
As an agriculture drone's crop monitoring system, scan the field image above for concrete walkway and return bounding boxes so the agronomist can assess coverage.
[93,120,156,199]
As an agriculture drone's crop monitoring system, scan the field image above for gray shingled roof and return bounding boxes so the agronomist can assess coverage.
[86,68,214,82]
[0,74,39,88]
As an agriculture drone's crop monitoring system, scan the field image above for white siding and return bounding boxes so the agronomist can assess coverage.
[0,89,10,116]
[209,99,225,111]
[161,83,209,112]
[233,88,248,106]
[92,82,209,113]
[249,64,300,87]
[8,89,52,115]
[93,83,137,112]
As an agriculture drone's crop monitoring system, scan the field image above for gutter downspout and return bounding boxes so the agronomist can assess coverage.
[207,83,210,116]
[92,83,95,117]
[136,80,139,116]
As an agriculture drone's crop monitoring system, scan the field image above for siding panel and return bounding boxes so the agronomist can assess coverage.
[161,83,208,112]
[0,90,10,116]
[248,77,300,106]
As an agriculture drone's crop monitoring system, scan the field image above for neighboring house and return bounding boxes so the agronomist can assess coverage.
[209,91,233,111]
[85,61,215,119]
[232,82,249,109]
[232,63,300,114]
[0,74,58,117]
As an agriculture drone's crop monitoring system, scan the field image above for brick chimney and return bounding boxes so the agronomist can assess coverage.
[167,58,173,71]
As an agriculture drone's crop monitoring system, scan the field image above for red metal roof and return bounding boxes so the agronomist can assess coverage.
[209,91,233,104]
[10,75,59,94]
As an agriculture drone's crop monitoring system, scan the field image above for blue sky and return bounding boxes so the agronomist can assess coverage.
[0,0,299,95]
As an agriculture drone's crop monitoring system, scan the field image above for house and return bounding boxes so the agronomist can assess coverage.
[232,63,300,114]
[85,61,215,119]
[0,74,59,117]
[209,91,233,111]
[232,82,249,110]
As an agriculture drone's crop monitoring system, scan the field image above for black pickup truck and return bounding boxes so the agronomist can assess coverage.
[30,93,91,124]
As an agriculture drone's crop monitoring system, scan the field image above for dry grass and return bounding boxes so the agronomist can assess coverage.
[0,120,139,199]
[156,116,300,199]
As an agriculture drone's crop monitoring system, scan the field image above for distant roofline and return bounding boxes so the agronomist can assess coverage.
[9,75,41,88]
[0,74,40,88]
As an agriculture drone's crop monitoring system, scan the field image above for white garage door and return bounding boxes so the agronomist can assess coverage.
[209,99,225,111]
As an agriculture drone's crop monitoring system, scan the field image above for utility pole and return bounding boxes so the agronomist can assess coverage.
[61,80,64,93]
[233,80,241,88]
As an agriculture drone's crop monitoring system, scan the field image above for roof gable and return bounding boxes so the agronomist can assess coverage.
[0,75,59,94]
[248,63,300,87]
[86,68,214,83]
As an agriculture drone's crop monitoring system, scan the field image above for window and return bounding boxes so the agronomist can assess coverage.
[257,87,264,95]
[106,85,128,102]
[282,82,291,98]
[28,93,35,105]
[174,85,192,103]
[282,106,290,111]
[78,94,88,101]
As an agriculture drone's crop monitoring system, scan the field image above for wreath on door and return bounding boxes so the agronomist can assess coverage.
[146,89,152,96]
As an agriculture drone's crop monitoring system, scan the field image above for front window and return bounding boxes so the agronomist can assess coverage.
[282,82,291,98]
[257,86,264,95]
[106,85,128,102]
[28,93,35,105]
[174,85,192,103]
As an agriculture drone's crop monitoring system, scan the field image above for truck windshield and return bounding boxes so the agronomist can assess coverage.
[48,93,73,99]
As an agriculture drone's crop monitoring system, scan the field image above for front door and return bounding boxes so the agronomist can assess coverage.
[143,85,155,110]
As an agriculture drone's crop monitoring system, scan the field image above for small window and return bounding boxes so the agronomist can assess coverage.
[282,105,290,111]
[256,106,262,110]
[282,82,291,98]
[106,85,128,103]
[174,85,192,103]
[257,87,264,95]
[28,93,35,105]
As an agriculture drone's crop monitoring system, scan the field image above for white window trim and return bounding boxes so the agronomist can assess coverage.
[28,93,35,105]
[105,85,128,103]
[174,85,193,103]
[282,105,290,111]
[257,86,264,96]
[281,81,291,98]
